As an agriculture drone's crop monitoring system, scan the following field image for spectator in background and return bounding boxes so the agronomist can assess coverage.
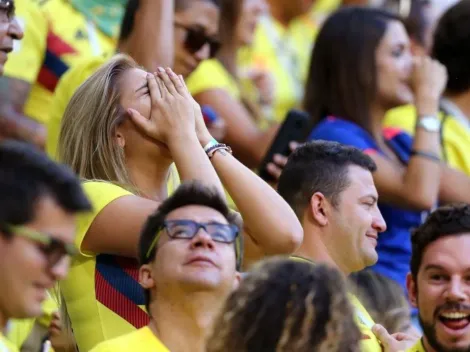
[207,258,361,352]
[0,0,126,148]
[402,205,470,352]
[0,0,22,73]
[385,0,470,176]
[57,56,302,351]
[350,270,416,335]
[187,0,278,168]
[0,141,92,352]
[46,0,218,160]
[237,0,316,125]
[91,182,242,352]
[305,7,470,301]
[277,141,395,352]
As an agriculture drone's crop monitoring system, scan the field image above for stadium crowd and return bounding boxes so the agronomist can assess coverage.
[1,0,470,351]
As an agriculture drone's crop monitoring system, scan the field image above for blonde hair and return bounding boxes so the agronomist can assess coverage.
[58,54,138,188]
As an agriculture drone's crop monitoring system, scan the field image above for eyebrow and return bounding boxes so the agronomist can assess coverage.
[423,264,445,272]
[135,82,148,93]
[361,194,378,203]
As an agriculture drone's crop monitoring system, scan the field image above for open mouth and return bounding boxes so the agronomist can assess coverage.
[439,311,470,331]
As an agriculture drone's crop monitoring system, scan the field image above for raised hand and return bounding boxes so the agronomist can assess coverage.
[127,67,197,146]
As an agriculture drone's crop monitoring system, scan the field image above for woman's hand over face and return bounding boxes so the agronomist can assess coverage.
[127,67,197,146]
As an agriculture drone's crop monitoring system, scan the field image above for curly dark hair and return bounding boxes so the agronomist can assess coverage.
[206,257,361,352]
[410,204,470,278]
[432,0,470,94]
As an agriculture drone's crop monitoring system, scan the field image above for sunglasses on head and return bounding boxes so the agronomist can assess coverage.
[4,224,78,266]
[174,22,221,58]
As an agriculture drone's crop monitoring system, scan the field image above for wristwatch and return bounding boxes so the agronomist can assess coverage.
[416,115,441,132]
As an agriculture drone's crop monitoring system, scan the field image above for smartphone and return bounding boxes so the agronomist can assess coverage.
[258,109,312,182]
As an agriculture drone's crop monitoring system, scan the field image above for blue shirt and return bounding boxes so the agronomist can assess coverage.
[309,117,426,293]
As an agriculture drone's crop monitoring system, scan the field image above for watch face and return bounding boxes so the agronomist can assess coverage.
[421,117,440,131]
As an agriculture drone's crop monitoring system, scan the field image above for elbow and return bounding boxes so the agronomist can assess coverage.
[266,221,304,255]
[403,192,436,211]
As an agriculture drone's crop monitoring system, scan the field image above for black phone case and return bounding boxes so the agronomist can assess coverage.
[258,109,311,182]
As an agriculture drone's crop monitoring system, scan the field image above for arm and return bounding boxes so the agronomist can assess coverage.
[210,149,303,268]
[125,0,174,71]
[438,166,470,204]
[0,76,45,147]
[82,69,224,257]
[194,89,279,168]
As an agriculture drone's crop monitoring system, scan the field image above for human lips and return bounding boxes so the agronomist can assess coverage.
[436,305,470,338]
[365,232,378,245]
[185,254,217,268]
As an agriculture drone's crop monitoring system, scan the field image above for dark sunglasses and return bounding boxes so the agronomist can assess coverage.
[5,224,78,266]
[174,22,221,58]
[146,219,239,259]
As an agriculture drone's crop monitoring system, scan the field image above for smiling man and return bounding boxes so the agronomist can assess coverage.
[90,181,242,352]
[278,140,388,351]
[406,204,470,352]
[0,140,91,352]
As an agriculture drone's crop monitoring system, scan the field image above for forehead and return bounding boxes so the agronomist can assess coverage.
[119,68,147,100]
[175,1,220,36]
[420,234,470,272]
[28,196,77,243]
[342,165,377,198]
[165,205,228,224]
[377,20,410,52]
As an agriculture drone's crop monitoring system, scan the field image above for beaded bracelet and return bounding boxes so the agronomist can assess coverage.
[206,143,232,159]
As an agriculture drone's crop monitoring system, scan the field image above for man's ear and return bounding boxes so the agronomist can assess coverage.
[309,192,330,227]
[406,272,418,308]
[139,264,155,290]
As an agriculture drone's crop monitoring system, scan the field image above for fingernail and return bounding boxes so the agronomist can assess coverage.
[158,67,165,73]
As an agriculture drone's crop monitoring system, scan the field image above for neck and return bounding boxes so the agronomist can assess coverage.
[126,154,173,201]
[297,221,351,276]
[217,44,238,79]
[369,102,387,142]
[149,291,224,352]
[422,337,437,352]
[444,91,470,122]
[267,0,294,26]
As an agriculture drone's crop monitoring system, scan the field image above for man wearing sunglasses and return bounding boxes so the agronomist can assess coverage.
[90,181,241,352]
[0,141,92,351]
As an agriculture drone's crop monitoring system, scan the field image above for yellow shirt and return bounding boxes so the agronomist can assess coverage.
[384,104,470,176]
[7,293,58,349]
[46,56,109,160]
[90,326,170,352]
[4,0,116,125]
[60,181,145,352]
[186,59,240,100]
[61,179,180,352]
[407,339,425,351]
[237,13,319,124]
[0,333,18,352]
[290,256,382,352]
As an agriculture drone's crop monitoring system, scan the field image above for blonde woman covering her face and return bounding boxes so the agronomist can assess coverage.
[57,54,303,352]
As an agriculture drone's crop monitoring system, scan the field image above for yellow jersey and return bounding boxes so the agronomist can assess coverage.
[7,293,58,349]
[237,13,319,124]
[290,256,382,352]
[4,0,116,125]
[61,179,180,352]
[46,55,109,160]
[384,103,470,176]
[90,326,170,352]
[0,333,18,352]
[407,339,425,351]
[186,59,240,100]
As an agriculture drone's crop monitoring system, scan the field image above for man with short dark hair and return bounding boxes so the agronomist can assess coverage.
[90,181,241,352]
[402,204,470,352]
[0,140,91,352]
[278,140,388,351]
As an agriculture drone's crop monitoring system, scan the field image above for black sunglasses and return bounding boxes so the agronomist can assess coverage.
[174,22,221,58]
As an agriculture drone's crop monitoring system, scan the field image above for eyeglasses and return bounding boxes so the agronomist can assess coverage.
[174,22,221,58]
[146,219,239,259]
[5,225,78,265]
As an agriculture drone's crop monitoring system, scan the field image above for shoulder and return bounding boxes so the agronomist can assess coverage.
[187,59,239,98]
[309,117,377,152]
[82,181,133,210]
